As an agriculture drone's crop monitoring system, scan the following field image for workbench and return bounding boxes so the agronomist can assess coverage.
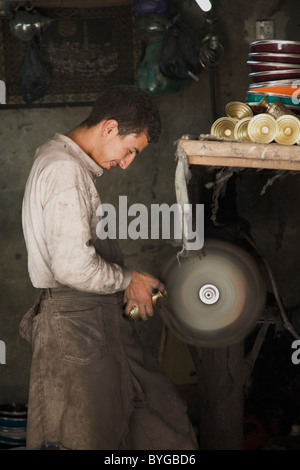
[179,134,300,171]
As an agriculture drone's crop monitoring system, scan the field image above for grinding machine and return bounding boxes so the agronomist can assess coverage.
[159,238,266,348]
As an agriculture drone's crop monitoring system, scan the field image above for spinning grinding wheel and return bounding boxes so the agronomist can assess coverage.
[160,239,266,348]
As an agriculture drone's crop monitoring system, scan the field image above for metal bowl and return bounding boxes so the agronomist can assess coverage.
[250,40,300,54]
[0,404,27,448]
[247,60,300,72]
[248,85,300,96]
[135,13,168,42]
[249,69,300,83]
[0,404,27,417]
[247,90,300,104]
[248,90,292,98]
[249,52,300,64]
[249,79,298,89]
[248,102,300,115]
[0,416,27,427]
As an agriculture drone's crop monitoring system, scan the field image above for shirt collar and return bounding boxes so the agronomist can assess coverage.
[53,133,103,178]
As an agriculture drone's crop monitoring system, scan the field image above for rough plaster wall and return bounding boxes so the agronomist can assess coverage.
[1,0,300,405]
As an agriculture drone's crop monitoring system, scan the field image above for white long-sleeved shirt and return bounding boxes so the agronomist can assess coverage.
[22,133,132,294]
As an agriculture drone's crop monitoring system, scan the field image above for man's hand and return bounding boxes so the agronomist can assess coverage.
[123,271,165,321]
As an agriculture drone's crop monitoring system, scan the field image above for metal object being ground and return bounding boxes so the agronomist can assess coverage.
[159,238,266,348]
[128,305,141,322]
[128,288,168,321]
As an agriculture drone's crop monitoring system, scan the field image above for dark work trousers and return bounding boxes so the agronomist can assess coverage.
[19,287,199,450]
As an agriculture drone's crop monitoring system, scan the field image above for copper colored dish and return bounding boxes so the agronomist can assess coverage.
[250,40,300,54]
[247,60,300,72]
[249,79,299,89]
[248,52,300,64]
[249,69,300,83]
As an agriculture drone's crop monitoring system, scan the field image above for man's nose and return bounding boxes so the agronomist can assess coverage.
[119,156,134,170]
[119,159,129,170]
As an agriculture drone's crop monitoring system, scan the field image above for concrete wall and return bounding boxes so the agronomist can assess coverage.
[1,0,300,405]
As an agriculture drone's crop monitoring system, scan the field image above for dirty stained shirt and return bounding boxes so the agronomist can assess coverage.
[22,133,132,293]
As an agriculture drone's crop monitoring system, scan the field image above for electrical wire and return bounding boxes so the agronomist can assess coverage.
[245,232,300,340]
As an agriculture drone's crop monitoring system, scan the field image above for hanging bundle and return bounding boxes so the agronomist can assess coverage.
[159,19,202,81]
[20,37,51,104]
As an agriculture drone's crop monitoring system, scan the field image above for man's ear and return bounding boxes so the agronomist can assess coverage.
[102,119,119,136]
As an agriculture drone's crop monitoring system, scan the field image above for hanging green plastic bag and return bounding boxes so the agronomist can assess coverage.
[137,41,191,96]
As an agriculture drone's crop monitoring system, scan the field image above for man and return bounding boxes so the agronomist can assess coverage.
[20,85,198,450]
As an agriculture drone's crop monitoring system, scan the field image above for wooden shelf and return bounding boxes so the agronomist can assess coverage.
[179,136,300,171]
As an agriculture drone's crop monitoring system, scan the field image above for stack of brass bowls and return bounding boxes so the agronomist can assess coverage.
[210,99,300,145]
[211,101,253,140]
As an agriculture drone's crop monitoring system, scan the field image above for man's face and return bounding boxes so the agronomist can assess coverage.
[92,130,149,171]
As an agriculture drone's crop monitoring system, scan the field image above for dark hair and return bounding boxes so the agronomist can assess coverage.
[83,85,161,143]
